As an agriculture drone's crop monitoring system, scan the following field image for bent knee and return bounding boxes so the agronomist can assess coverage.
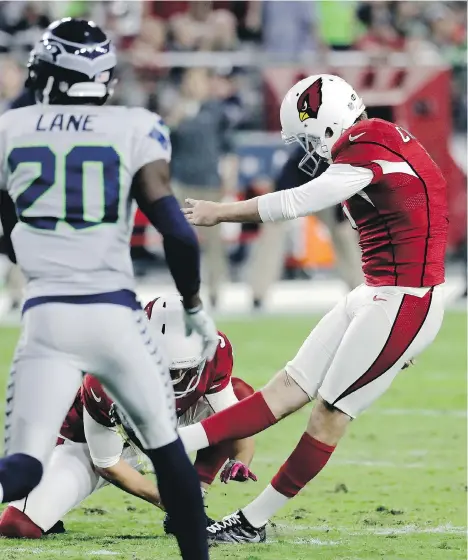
[307,397,351,446]
[262,369,309,420]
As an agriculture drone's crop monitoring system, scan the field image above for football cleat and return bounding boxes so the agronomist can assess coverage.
[206,510,266,543]
[44,520,66,535]
[163,511,215,536]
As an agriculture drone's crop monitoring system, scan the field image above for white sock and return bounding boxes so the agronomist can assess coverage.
[0,482,3,503]
[179,423,209,454]
[242,484,290,528]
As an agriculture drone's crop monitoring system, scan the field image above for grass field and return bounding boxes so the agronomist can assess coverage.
[0,312,466,560]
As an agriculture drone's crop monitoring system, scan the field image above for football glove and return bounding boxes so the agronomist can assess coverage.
[220,460,258,484]
[184,306,218,362]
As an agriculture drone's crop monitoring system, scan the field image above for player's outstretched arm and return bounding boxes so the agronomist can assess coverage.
[131,160,218,361]
[183,197,261,226]
[182,164,374,226]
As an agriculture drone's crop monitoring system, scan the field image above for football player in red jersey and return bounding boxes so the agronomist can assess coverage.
[0,296,256,539]
[179,74,448,543]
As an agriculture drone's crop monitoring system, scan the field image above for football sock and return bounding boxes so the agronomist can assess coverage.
[180,386,263,455]
[242,485,290,528]
[0,454,43,503]
[181,392,277,454]
[179,422,210,454]
[146,438,208,560]
[194,443,231,485]
[202,391,277,444]
[242,433,335,528]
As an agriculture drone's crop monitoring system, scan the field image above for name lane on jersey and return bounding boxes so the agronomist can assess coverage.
[36,113,96,132]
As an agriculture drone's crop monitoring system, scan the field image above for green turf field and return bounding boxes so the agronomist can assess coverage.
[0,312,466,560]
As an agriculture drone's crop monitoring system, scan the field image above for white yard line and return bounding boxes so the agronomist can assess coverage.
[372,408,466,418]
[266,537,341,545]
[273,522,467,537]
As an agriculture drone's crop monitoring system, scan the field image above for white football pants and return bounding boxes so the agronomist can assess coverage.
[286,284,445,418]
[4,303,177,467]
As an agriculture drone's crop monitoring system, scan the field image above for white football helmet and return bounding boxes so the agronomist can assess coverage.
[280,74,365,176]
[145,294,206,399]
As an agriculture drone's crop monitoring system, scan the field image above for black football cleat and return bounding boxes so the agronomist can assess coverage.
[206,510,266,543]
[163,511,215,536]
[43,520,66,535]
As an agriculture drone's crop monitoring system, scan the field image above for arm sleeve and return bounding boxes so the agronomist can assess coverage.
[258,163,374,222]
[205,380,238,413]
[139,195,200,301]
[83,408,124,469]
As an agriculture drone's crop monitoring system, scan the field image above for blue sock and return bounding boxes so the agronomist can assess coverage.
[146,438,208,560]
[0,453,43,503]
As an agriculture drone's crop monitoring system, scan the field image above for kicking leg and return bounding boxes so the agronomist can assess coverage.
[240,397,349,529]
[180,296,351,453]
[209,286,444,541]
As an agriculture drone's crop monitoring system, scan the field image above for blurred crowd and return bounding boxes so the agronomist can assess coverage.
[0,1,466,309]
[0,1,466,128]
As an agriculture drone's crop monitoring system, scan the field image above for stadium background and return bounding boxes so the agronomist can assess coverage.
[0,2,465,560]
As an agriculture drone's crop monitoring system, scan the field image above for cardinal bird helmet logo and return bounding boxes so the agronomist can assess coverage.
[297,78,323,123]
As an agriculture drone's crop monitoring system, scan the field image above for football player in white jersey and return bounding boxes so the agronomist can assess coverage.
[0,18,217,560]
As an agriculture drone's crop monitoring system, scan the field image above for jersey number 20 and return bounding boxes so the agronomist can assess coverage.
[8,145,120,230]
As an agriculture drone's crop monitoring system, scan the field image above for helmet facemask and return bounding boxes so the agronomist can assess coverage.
[282,126,336,178]
[171,360,206,399]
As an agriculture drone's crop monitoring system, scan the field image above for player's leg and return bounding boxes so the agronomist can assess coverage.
[189,379,256,487]
[180,296,351,454]
[0,306,83,503]
[217,286,444,537]
[0,442,99,537]
[77,304,208,560]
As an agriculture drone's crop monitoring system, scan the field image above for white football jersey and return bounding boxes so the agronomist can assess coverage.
[0,104,171,298]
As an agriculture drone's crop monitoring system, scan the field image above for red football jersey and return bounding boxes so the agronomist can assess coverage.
[332,118,448,287]
[59,332,234,442]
